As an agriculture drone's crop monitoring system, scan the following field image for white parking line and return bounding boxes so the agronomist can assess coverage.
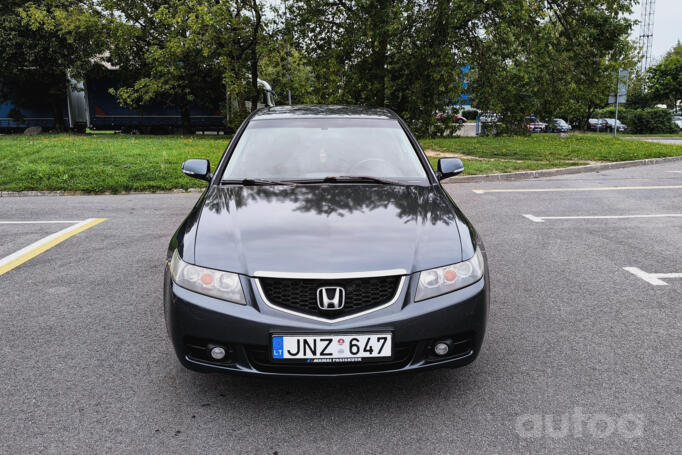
[472,185,682,194]
[623,267,682,286]
[0,218,106,276]
[523,213,682,223]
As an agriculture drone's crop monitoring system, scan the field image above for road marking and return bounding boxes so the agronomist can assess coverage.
[623,267,682,286]
[523,213,682,223]
[665,170,682,174]
[472,185,682,194]
[0,218,106,276]
[0,220,84,224]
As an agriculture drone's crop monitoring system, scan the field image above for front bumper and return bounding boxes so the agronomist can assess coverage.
[164,268,489,377]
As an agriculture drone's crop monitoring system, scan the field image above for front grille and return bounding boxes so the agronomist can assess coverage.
[246,343,414,374]
[258,275,402,319]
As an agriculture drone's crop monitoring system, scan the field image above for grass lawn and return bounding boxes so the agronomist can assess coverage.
[0,134,230,193]
[422,134,682,175]
[1,133,681,193]
[421,134,682,162]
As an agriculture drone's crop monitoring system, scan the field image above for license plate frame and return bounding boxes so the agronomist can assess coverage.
[270,332,393,364]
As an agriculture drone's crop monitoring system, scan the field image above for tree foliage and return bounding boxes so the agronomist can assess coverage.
[0,0,643,135]
[98,0,267,132]
[288,0,491,133]
[471,0,636,133]
[647,55,682,110]
[0,0,105,129]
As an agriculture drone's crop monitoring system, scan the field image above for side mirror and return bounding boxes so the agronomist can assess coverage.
[182,159,212,181]
[437,158,465,180]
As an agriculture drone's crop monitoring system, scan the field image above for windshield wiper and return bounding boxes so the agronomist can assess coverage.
[321,175,405,185]
[222,178,297,186]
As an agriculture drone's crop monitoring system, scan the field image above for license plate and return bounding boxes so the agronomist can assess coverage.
[271,333,392,362]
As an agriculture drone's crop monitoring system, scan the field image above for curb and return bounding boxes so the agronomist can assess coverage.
[0,188,205,198]
[443,155,682,184]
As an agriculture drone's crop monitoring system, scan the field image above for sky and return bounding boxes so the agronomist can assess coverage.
[629,0,682,60]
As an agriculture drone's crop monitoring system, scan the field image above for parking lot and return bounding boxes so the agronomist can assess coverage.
[1,161,680,454]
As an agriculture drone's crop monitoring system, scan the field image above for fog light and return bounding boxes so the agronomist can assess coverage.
[209,346,226,360]
[434,342,450,356]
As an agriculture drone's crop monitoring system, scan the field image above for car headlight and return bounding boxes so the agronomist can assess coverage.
[170,250,246,304]
[415,248,485,301]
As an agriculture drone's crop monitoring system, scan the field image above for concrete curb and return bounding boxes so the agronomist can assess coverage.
[443,155,682,184]
[0,188,205,198]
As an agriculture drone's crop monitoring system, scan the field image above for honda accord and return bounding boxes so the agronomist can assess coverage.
[164,105,489,376]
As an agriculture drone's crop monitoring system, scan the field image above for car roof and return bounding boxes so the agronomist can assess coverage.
[250,105,400,121]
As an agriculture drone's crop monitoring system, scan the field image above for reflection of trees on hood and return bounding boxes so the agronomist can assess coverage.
[204,185,456,226]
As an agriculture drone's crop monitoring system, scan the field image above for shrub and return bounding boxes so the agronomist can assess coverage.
[629,108,677,134]
[593,107,676,134]
[461,109,478,120]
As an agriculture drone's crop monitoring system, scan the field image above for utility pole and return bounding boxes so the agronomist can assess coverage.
[638,0,656,74]
[284,0,292,105]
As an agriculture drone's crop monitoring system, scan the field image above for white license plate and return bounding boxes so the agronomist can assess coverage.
[271,333,392,361]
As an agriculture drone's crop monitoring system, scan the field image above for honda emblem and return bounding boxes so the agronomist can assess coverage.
[317,287,345,310]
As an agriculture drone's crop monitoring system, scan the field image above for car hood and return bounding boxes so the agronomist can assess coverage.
[192,185,465,276]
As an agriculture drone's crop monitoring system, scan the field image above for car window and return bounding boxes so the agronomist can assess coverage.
[221,118,429,182]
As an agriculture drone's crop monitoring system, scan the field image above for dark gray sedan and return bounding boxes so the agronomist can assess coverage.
[164,105,489,376]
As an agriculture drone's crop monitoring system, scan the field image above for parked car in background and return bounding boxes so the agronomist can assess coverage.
[525,116,547,133]
[588,118,608,131]
[603,118,627,132]
[548,118,571,132]
[435,112,467,124]
[479,112,500,123]
[673,116,682,130]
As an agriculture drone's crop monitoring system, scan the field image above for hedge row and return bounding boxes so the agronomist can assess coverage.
[593,107,679,134]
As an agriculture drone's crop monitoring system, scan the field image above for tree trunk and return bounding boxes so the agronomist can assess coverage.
[51,97,66,132]
[370,0,390,106]
[181,104,192,135]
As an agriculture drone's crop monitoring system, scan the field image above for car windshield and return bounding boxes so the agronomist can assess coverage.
[221,118,429,183]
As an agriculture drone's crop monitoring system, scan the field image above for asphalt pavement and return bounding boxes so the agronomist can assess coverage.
[1,161,681,454]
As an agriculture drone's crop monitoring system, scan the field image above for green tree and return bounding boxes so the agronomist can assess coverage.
[259,45,317,105]
[100,0,267,133]
[647,55,682,110]
[663,40,682,60]
[288,0,488,133]
[625,71,651,109]
[471,0,636,133]
[0,0,105,130]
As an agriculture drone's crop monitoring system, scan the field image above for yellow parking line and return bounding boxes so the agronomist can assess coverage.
[472,185,682,194]
[0,218,106,276]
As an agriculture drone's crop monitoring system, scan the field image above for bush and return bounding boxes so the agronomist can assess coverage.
[629,108,677,134]
[461,109,478,120]
[593,107,676,134]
